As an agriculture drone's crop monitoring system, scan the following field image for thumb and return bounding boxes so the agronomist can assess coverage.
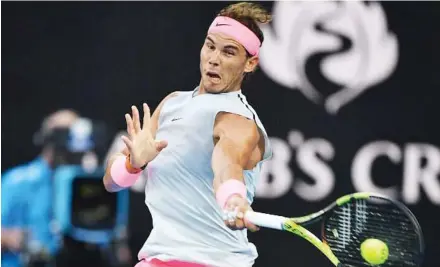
[155,140,168,152]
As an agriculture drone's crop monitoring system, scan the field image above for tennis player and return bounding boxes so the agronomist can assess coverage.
[103,2,272,267]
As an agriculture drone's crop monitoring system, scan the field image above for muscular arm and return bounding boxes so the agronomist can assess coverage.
[212,112,261,194]
[103,92,178,192]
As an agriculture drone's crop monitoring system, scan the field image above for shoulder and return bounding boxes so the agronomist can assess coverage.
[2,160,45,187]
[151,91,180,118]
[153,91,182,113]
[214,112,259,143]
[163,91,180,101]
[2,164,29,185]
[211,92,257,129]
[200,92,256,123]
[163,90,199,101]
[151,90,188,135]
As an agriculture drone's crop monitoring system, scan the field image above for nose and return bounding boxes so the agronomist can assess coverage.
[208,50,220,67]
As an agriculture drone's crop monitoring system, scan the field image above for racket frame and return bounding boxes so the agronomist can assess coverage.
[245,192,425,267]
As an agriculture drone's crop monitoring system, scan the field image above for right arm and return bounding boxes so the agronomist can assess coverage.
[103,92,178,192]
[1,171,25,251]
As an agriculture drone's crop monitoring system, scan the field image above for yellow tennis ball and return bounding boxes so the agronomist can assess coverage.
[360,238,389,265]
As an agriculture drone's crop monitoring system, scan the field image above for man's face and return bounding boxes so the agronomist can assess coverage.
[200,33,258,93]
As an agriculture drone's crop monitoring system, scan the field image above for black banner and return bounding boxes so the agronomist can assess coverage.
[2,2,439,267]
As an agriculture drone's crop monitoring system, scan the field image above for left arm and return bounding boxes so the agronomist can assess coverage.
[212,112,259,192]
[212,112,261,231]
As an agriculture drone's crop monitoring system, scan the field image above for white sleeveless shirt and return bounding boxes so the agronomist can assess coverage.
[138,87,272,267]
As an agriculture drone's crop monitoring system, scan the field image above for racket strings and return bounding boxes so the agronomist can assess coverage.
[324,199,421,267]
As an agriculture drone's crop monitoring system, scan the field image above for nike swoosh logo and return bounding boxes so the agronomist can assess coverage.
[216,23,230,27]
[171,118,183,122]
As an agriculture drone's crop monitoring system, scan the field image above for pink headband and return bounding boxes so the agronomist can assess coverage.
[207,16,261,56]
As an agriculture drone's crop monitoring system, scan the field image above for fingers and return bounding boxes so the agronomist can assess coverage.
[121,135,133,151]
[244,218,260,232]
[228,217,258,232]
[126,104,150,135]
[125,114,135,137]
[131,106,141,133]
[243,207,260,232]
[223,206,258,232]
[142,103,151,129]
[223,216,245,230]
[155,140,168,152]
[235,211,245,229]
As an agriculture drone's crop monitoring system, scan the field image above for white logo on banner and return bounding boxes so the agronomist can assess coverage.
[259,1,398,114]
[256,131,440,205]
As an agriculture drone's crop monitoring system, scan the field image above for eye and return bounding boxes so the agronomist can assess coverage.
[206,42,215,50]
[224,49,235,56]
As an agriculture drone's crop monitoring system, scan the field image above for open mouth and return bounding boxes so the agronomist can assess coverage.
[206,71,221,82]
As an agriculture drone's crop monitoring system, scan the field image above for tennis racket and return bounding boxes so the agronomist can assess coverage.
[244,192,425,267]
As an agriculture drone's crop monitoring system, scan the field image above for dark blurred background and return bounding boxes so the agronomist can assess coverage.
[2,1,440,267]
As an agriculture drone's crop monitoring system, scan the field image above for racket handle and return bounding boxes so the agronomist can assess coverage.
[244,211,288,230]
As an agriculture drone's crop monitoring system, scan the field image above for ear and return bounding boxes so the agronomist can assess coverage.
[244,56,259,73]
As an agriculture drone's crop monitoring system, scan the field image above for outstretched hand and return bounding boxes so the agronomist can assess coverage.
[121,103,168,169]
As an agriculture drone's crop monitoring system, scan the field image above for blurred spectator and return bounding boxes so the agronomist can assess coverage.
[2,108,129,267]
[1,109,80,267]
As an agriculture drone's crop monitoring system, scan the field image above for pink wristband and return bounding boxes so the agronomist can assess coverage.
[215,179,247,209]
[110,156,142,187]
